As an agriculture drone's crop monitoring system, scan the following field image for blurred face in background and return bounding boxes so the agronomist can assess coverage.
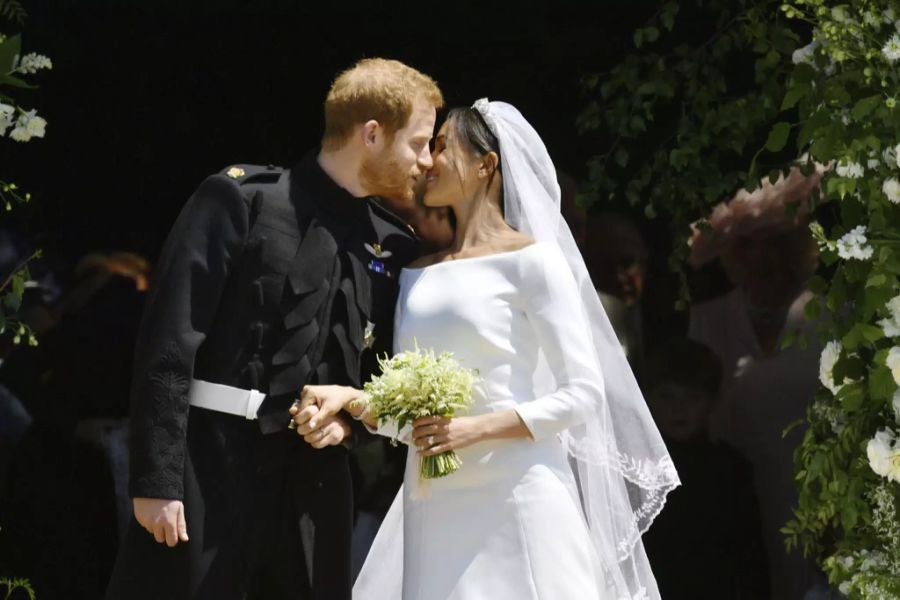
[647,382,713,441]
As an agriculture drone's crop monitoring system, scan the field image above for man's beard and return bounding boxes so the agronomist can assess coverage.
[359,149,414,205]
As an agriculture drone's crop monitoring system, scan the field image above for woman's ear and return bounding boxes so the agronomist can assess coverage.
[479,151,499,178]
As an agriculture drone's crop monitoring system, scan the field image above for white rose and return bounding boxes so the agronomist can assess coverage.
[884,178,900,204]
[866,428,900,483]
[887,346,900,386]
[819,341,845,394]
[879,294,900,336]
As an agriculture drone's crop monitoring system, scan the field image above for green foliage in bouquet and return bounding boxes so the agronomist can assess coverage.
[363,344,479,479]
[580,0,900,595]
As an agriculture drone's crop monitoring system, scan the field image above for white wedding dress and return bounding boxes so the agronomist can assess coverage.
[358,242,613,599]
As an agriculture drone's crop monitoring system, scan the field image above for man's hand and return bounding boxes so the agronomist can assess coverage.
[133,497,189,547]
[295,407,353,448]
[289,385,361,435]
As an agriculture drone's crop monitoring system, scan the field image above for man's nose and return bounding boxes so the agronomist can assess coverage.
[419,147,434,170]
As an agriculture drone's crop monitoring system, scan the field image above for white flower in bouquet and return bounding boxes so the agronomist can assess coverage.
[362,343,479,479]
[892,389,900,424]
[895,143,900,169]
[888,346,900,386]
[819,340,848,394]
[835,160,864,179]
[9,109,47,142]
[836,226,874,260]
[883,33,900,62]
[883,178,900,204]
[14,52,52,74]
[0,103,14,136]
[878,294,900,337]
[866,429,900,483]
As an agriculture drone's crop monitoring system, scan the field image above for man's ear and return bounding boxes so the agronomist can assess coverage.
[362,120,380,147]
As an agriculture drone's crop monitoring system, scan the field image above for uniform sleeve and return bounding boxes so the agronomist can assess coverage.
[513,245,605,441]
[128,175,249,500]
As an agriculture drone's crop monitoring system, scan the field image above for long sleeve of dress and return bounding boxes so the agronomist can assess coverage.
[128,175,249,500]
[513,246,605,442]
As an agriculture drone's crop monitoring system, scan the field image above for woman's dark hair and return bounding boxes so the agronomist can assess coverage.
[446,106,502,191]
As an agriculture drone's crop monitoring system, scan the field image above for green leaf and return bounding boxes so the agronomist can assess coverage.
[866,273,887,288]
[851,95,882,121]
[0,33,21,75]
[765,121,791,152]
[614,147,629,168]
[0,73,36,89]
[840,503,858,531]
[838,384,865,412]
[781,85,808,111]
[660,1,679,31]
[868,365,896,402]
[859,324,884,344]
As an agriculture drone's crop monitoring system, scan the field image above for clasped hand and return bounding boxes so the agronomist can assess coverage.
[289,385,354,448]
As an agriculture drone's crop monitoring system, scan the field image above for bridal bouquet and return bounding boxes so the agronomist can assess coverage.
[361,344,478,479]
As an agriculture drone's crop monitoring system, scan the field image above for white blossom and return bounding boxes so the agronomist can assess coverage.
[866,428,900,483]
[0,103,14,136]
[893,389,900,423]
[836,160,864,179]
[14,52,52,75]
[895,143,900,169]
[883,33,900,62]
[836,226,874,260]
[819,341,846,394]
[888,346,900,386]
[884,178,900,204]
[792,41,818,65]
[9,109,47,142]
[879,294,900,336]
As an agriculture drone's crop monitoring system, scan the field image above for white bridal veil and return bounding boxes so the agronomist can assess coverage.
[354,100,680,600]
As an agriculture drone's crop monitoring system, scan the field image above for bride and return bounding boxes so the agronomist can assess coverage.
[292,99,679,599]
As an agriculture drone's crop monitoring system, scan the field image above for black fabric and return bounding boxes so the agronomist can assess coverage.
[642,437,771,600]
[110,153,417,600]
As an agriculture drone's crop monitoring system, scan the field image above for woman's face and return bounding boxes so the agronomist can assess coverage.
[422,118,483,208]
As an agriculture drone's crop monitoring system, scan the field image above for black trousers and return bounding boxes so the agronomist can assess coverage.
[105,410,353,600]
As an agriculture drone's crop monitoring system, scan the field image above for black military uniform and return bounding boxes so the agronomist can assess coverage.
[106,153,418,600]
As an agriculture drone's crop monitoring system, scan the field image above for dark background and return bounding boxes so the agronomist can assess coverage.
[4,0,654,270]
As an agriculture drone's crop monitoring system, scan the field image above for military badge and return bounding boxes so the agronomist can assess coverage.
[364,242,393,258]
[363,321,376,349]
[226,166,245,179]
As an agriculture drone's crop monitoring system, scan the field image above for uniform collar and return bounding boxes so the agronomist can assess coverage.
[294,151,372,225]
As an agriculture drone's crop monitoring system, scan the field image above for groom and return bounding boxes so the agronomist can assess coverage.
[106,58,442,600]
